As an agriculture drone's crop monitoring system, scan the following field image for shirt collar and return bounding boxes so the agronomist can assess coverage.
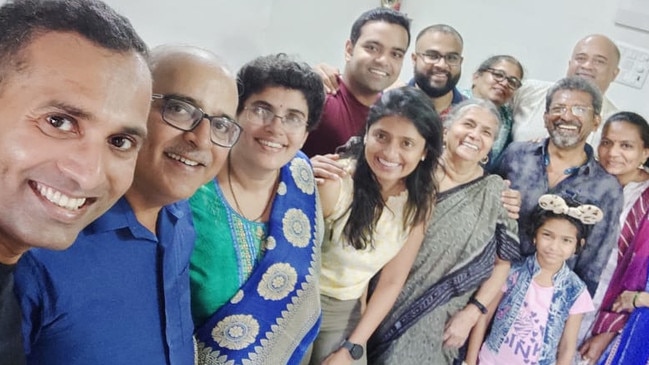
[83,197,187,239]
[526,254,571,283]
[538,139,595,175]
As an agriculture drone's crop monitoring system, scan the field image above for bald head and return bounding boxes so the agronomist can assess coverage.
[129,45,239,208]
[149,45,235,95]
[567,34,620,93]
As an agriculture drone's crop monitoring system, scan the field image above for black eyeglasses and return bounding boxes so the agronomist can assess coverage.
[152,94,242,148]
[415,51,463,66]
[483,68,522,90]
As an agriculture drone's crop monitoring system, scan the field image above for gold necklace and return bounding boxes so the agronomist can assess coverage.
[227,155,276,222]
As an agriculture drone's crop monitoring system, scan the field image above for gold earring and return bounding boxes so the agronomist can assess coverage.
[480,155,489,165]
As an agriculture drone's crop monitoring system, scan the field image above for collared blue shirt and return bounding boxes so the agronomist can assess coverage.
[496,140,623,295]
[14,197,195,365]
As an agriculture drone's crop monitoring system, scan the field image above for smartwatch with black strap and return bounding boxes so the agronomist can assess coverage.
[340,339,364,360]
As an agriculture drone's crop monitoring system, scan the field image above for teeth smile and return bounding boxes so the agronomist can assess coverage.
[462,142,479,151]
[369,69,388,77]
[259,139,283,149]
[378,158,399,167]
[35,183,86,210]
[167,152,199,166]
[558,125,578,131]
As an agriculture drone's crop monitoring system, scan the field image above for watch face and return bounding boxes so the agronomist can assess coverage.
[350,344,364,360]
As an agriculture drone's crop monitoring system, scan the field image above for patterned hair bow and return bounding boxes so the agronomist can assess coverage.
[538,194,604,225]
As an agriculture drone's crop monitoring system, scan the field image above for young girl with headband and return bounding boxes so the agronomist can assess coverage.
[469,194,602,365]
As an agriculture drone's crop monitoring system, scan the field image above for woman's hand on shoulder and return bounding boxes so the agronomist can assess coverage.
[311,154,347,185]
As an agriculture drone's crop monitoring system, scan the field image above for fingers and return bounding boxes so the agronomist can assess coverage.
[314,63,340,95]
[311,154,346,180]
[501,184,521,220]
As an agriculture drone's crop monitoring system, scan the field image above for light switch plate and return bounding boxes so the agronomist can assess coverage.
[615,41,649,89]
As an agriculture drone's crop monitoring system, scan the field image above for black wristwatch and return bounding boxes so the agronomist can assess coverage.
[340,339,364,360]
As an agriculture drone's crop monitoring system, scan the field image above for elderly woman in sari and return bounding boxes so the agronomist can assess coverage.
[367,99,522,364]
[574,112,649,365]
[188,54,325,365]
[462,55,524,171]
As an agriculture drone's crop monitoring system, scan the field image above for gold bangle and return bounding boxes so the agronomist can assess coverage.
[633,291,641,308]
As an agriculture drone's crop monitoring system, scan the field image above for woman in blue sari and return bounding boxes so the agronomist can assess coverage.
[189,54,325,365]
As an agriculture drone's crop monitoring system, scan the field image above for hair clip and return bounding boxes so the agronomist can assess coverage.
[538,194,604,225]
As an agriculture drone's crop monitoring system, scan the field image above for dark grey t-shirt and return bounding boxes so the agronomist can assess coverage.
[0,262,26,365]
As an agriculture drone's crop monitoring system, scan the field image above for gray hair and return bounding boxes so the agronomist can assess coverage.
[443,98,501,135]
[545,76,603,115]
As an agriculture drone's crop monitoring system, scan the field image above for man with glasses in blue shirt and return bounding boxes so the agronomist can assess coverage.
[14,45,241,365]
[496,76,623,298]
[409,24,467,117]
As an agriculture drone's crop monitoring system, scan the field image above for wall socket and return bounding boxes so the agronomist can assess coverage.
[615,41,649,89]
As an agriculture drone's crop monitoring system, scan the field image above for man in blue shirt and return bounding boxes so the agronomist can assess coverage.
[407,24,466,117]
[14,45,241,365]
[496,76,623,296]
[0,1,152,364]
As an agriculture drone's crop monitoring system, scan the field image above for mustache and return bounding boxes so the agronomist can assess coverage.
[426,68,451,78]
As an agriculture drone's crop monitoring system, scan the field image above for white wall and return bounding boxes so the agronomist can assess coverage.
[106,0,649,118]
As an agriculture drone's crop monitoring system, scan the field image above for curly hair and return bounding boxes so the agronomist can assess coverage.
[236,53,325,131]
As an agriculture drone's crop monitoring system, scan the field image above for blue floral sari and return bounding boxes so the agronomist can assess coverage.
[194,153,322,365]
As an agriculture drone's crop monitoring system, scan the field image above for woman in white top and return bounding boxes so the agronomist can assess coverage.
[309,87,443,365]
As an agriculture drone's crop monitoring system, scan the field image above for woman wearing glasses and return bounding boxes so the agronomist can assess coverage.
[189,54,325,365]
[462,55,524,171]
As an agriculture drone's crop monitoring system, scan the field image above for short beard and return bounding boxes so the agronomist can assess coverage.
[548,130,580,149]
[414,68,461,98]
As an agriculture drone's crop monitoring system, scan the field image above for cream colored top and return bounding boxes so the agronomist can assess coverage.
[511,79,618,152]
[320,164,410,300]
